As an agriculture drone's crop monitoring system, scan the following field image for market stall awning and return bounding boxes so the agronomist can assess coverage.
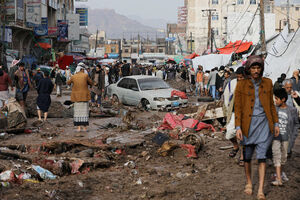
[184,53,199,59]
[217,40,253,54]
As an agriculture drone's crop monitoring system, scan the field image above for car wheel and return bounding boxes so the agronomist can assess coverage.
[140,99,150,110]
[112,94,120,104]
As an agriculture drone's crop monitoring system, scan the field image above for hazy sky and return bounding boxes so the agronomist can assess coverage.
[76,0,183,22]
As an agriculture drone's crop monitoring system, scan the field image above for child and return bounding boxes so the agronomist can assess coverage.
[272,88,299,186]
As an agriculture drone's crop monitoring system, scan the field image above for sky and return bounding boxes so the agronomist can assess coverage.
[76,0,183,22]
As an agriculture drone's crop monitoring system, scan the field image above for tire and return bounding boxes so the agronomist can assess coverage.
[112,94,120,104]
[141,99,150,110]
[198,97,214,102]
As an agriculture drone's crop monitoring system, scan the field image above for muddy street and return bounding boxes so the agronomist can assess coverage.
[0,90,299,200]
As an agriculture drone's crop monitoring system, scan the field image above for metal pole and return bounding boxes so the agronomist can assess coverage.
[94,29,98,54]
[211,28,214,53]
[287,0,290,33]
[207,10,211,50]
[259,0,266,54]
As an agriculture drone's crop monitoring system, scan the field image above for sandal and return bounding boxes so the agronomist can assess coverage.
[238,158,245,167]
[229,148,239,158]
[244,184,252,195]
[257,193,266,200]
[271,179,283,186]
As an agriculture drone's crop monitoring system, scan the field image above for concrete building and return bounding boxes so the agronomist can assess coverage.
[186,0,276,53]
[71,28,90,54]
[274,4,300,32]
[166,23,187,55]
[0,0,77,66]
[121,39,167,64]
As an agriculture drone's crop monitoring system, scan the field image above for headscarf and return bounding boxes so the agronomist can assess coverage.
[75,62,88,74]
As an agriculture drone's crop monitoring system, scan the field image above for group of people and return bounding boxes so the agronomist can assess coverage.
[221,55,299,200]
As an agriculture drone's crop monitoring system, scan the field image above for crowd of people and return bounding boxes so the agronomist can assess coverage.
[0,56,299,200]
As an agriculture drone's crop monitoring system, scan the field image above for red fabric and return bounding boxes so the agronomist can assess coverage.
[180,144,197,158]
[195,122,216,132]
[158,113,185,130]
[57,55,74,70]
[35,43,51,49]
[184,53,199,59]
[0,72,11,91]
[171,90,188,99]
[158,113,215,132]
[217,40,253,54]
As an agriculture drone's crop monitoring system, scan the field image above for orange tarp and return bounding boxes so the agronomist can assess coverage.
[184,53,199,59]
[217,40,253,54]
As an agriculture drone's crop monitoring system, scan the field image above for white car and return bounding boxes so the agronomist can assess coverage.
[107,76,188,110]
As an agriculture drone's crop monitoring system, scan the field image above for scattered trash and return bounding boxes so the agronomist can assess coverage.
[0,182,10,187]
[24,179,39,183]
[32,165,57,180]
[0,170,15,182]
[176,172,191,179]
[70,159,84,174]
[131,169,138,175]
[184,134,205,154]
[152,132,170,145]
[0,132,8,139]
[78,180,84,187]
[219,146,234,150]
[18,172,31,180]
[136,178,142,185]
[157,141,178,157]
[124,161,136,169]
[181,144,198,158]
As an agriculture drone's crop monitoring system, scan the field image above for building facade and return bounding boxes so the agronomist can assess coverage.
[0,0,80,67]
[186,0,277,53]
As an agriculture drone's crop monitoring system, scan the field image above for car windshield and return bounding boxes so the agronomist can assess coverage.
[138,78,170,91]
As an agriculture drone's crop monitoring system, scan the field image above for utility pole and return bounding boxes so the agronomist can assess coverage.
[287,0,290,33]
[189,32,193,54]
[202,9,216,51]
[94,29,98,54]
[211,28,214,53]
[259,0,266,54]
[1,0,7,64]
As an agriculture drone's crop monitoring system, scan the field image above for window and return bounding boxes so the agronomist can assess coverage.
[250,0,256,4]
[237,0,244,4]
[213,28,219,36]
[212,0,218,4]
[150,48,155,53]
[111,46,116,53]
[212,14,219,20]
[296,7,299,11]
[266,5,271,13]
[117,78,130,89]
[159,48,164,53]
[124,49,129,53]
[132,48,137,53]
[128,79,139,91]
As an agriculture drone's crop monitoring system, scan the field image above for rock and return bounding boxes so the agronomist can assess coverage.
[79,149,94,157]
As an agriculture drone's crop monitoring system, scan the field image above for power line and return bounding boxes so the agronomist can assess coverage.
[273,7,299,22]
[234,6,259,53]
[227,3,252,36]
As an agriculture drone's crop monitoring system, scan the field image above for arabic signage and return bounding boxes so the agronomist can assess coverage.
[57,20,68,42]
[26,0,41,27]
[75,8,88,26]
[34,18,48,36]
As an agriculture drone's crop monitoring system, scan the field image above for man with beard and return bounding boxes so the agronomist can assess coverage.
[235,55,279,200]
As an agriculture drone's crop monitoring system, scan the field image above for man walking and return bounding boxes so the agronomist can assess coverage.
[235,55,279,200]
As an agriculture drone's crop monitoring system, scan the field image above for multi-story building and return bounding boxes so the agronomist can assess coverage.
[0,0,79,66]
[166,23,187,55]
[186,0,277,53]
[274,3,300,32]
[121,39,167,64]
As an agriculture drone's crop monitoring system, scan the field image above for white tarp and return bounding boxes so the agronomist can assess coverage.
[264,26,300,82]
[192,54,232,71]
